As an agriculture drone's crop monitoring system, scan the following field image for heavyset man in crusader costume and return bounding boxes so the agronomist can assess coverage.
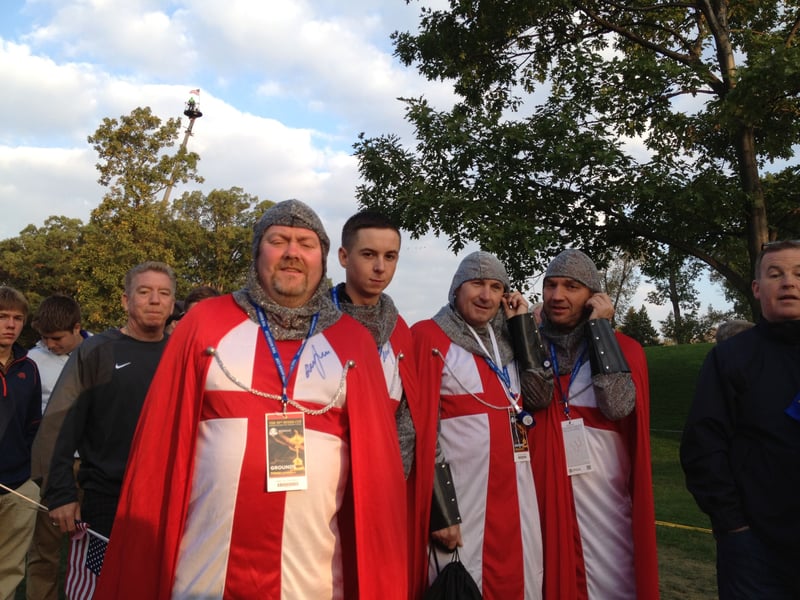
[95,200,408,599]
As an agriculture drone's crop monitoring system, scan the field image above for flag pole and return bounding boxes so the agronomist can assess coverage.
[0,481,48,510]
[0,482,109,542]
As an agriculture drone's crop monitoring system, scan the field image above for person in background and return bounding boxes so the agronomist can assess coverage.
[682,240,800,598]
[0,287,41,600]
[183,285,220,312]
[509,249,658,599]
[26,295,90,600]
[165,286,220,334]
[412,251,543,599]
[32,262,175,599]
[164,301,185,335]
[94,200,408,599]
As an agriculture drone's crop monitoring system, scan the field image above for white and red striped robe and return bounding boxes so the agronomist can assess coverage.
[530,331,659,600]
[412,319,543,600]
[94,295,407,600]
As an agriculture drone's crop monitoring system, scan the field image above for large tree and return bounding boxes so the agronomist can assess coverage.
[1,109,278,332]
[355,0,800,318]
[77,106,204,327]
[0,216,84,307]
[171,188,274,294]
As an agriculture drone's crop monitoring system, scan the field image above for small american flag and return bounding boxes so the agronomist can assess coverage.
[189,88,200,95]
[65,522,108,600]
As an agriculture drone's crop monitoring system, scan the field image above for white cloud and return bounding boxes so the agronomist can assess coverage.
[0,0,730,331]
[0,145,96,234]
[24,1,196,79]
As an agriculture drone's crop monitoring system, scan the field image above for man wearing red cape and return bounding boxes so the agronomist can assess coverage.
[332,210,434,599]
[510,249,659,599]
[95,200,408,599]
[413,251,544,599]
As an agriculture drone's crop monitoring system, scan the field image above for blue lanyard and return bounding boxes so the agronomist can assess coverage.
[330,286,342,310]
[482,357,512,391]
[550,342,586,418]
[252,304,318,410]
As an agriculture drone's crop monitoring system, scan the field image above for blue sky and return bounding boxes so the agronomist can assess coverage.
[0,0,730,326]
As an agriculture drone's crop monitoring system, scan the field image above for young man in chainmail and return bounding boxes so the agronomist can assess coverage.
[95,199,408,600]
[332,210,430,598]
[412,251,544,599]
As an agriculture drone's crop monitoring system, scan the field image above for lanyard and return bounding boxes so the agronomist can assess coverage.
[464,323,536,428]
[252,304,318,412]
[550,341,587,419]
[466,324,514,400]
[330,286,342,310]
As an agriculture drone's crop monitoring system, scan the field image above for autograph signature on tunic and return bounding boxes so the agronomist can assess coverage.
[304,344,331,379]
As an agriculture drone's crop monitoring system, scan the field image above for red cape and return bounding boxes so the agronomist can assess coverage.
[95,295,408,599]
[391,316,436,600]
[408,320,451,598]
[531,332,659,600]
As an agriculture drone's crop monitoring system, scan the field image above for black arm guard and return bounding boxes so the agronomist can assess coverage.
[429,462,462,532]
[508,314,551,370]
[585,318,630,375]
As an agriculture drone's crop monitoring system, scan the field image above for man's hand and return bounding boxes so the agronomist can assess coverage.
[584,293,615,321]
[502,291,529,318]
[49,502,80,534]
[431,524,463,552]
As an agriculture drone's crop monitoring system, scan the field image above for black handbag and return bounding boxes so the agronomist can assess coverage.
[424,549,482,600]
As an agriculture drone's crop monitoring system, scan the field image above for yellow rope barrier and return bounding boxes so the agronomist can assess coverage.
[656,520,712,534]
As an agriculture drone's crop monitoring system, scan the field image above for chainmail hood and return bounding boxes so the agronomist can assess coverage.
[434,251,514,365]
[544,248,602,293]
[234,199,340,339]
[447,251,510,308]
[251,199,331,277]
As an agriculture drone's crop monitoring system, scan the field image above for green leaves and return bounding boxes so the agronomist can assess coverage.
[0,107,269,331]
[356,0,800,317]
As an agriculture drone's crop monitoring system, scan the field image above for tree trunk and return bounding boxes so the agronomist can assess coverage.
[668,269,685,344]
[736,125,768,319]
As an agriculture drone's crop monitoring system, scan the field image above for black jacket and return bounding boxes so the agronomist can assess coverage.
[35,329,167,509]
[0,343,41,489]
[681,319,800,552]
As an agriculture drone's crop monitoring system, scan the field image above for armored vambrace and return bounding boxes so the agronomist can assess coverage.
[586,318,630,375]
[507,314,551,371]
[429,462,461,532]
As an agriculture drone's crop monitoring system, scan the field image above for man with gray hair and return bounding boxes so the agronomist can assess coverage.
[96,200,408,600]
[32,261,175,599]
[509,248,658,599]
[412,250,543,598]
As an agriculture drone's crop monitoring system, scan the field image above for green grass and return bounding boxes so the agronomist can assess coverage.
[647,342,717,599]
[17,343,719,599]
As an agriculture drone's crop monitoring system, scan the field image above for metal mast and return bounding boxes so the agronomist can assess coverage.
[162,94,203,204]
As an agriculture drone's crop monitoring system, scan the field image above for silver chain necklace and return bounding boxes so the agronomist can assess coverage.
[204,347,354,416]
[432,348,518,411]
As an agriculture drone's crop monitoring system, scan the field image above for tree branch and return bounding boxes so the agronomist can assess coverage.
[786,11,800,47]
[577,2,697,64]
